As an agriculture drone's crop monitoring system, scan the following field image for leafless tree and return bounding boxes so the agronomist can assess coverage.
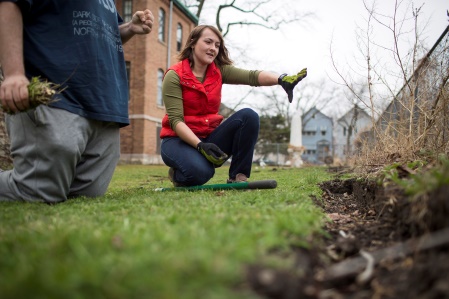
[181,0,314,37]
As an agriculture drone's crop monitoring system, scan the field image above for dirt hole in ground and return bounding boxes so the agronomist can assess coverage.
[246,172,449,299]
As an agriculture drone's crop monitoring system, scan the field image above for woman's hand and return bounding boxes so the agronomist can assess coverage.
[278,68,307,103]
[197,142,228,167]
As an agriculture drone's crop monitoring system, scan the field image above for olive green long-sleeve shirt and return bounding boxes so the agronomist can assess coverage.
[162,64,262,130]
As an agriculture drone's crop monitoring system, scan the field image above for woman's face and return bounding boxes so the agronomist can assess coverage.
[192,28,220,68]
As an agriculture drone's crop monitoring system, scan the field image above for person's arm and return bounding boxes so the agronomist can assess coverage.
[220,65,262,86]
[257,71,280,86]
[0,2,30,113]
[119,9,154,44]
[220,64,307,103]
[220,65,278,86]
[173,121,201,148]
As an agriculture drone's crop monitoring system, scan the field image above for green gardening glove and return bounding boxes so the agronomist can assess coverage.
[197,142,228,167]
[278,68,307,103]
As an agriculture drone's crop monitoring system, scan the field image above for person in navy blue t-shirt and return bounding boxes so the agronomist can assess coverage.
[0,1,154,203]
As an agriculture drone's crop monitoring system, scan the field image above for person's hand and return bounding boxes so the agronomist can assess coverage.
[0,74,30,114]
[278,68,307,103]
[197,142,228,167]
[130,9,154,35]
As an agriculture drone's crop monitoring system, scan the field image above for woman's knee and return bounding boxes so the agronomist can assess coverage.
[241,108,259,130]
[240,108,259,118]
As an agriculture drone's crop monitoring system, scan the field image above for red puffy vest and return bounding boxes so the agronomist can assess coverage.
[160,59,224,138]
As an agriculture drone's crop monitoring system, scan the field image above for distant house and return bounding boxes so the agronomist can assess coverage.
[301,107,333,164]
[334,105,372,160]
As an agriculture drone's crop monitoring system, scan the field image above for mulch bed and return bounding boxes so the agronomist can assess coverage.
[247,168,449,299]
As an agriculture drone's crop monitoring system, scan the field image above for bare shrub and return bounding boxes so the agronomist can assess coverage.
[334,1,449,170]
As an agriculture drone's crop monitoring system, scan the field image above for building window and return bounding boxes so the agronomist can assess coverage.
[157,69,164,106]
[302,130,316,136]
[305,150,316,155]
[176,23,183,51]
[158,8,166,42]
[123,0,133,22]
[320,126,327,136]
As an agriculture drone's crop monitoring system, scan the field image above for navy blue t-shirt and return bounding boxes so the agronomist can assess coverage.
[4,0,130,126]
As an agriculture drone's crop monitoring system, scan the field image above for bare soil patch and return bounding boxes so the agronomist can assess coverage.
[247,169,449,299]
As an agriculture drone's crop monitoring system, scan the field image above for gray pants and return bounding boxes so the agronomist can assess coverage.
[0,106,120,203]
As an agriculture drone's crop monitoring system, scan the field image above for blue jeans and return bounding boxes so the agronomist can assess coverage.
[161,108,259,186]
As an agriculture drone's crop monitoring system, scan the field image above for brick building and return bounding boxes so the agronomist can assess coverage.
[115,0,198,164]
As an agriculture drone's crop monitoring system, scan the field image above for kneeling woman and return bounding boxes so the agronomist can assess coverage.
[160,25,306,187]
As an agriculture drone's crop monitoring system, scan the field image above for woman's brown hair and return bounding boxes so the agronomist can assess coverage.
[178,25,233,67]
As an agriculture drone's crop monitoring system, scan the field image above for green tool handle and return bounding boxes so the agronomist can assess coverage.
[154,180,277,192]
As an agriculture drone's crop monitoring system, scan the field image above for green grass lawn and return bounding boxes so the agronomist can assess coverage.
[0,165,333,299]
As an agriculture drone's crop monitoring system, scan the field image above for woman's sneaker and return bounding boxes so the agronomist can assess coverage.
[168,167,185,187]
[227,173,248,184]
